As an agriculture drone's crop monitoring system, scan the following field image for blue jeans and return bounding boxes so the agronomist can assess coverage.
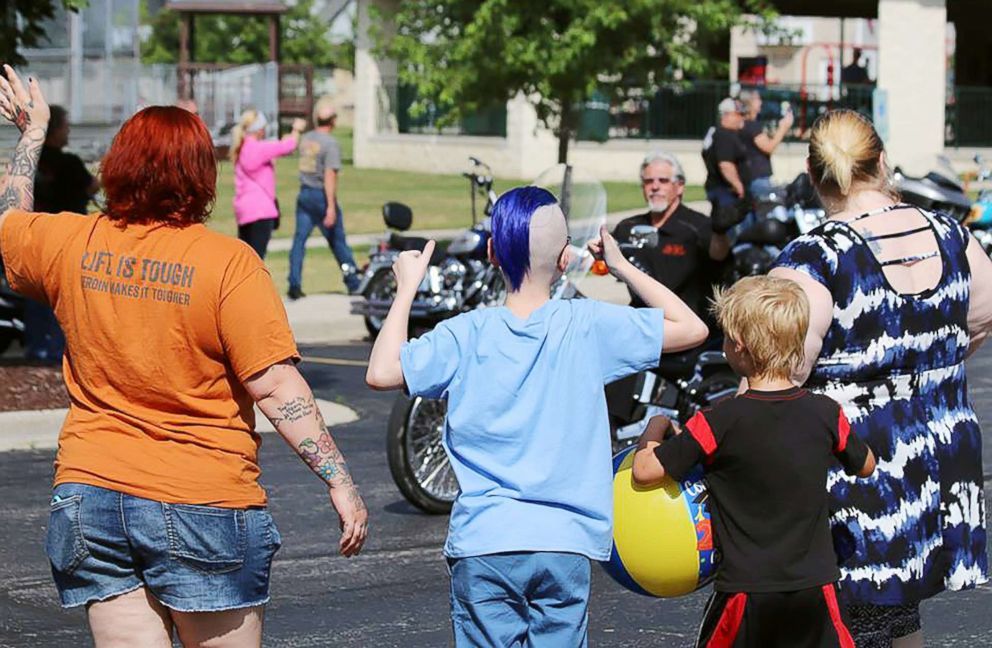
[447,552,591,648]
[23,298,64,361]
[288,185,359,292]
[749,175,773,197]
[46,483,281,611]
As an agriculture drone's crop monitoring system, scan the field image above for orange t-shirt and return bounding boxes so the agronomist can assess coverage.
[1,210,300,507]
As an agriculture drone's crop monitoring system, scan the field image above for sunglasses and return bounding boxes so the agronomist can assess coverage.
[641,176,675,186]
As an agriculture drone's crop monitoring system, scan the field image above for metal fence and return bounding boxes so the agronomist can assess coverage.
[184,63,280,138]
[947,86,992,148]
[23,59,176,126]
[577,81,875,142]
[389,83,507,137]
[7,61,280,158]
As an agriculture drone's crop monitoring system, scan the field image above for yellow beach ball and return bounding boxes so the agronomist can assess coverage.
[602,446,719,597]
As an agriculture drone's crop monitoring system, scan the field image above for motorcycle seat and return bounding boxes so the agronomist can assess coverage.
[656,334,724,379]
[736,218,790,246]
[657,349,698,380]
[388,233,448,265]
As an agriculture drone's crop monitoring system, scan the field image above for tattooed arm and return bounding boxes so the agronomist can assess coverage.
[0,66,50,233]
[244,359,368,557]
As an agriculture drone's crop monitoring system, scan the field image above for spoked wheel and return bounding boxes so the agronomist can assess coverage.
[387,393,457,514]
[363,269,395,339]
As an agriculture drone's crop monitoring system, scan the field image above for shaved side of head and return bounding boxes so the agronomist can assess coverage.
[527,204,568,284]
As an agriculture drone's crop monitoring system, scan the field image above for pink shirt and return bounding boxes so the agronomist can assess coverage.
[233,136,298,225]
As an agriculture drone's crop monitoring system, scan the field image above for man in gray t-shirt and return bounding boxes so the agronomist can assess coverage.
[298,130,341,189]
[288,100,360,298]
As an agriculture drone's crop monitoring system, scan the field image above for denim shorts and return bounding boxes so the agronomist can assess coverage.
[46,483,281,612]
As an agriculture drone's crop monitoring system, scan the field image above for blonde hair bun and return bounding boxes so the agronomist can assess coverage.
[809,109,891,203]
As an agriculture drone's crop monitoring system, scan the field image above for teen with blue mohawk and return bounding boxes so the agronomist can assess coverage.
[367,186,708,646]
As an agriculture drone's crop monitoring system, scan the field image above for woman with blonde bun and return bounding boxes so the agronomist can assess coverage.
[770,109,992,647]
[231,108,306,259]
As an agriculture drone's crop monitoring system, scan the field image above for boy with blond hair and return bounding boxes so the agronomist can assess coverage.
[367,186,708,646]
[633,275,876,648]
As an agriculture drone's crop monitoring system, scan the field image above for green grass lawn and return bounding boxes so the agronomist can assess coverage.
[265,245,371,296]
[211,155,703,240]
[213,127,704,294]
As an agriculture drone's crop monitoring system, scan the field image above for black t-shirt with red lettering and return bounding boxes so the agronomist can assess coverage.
[612,204,716,317]
[655,387,869,593]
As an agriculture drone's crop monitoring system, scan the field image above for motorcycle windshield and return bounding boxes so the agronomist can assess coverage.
[532,164,607,289]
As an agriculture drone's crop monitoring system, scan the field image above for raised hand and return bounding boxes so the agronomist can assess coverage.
[780,109,795,131]
[0,66,48,213]
[587,225,626,273]
[392,240,435,295]
[0,65,49,134]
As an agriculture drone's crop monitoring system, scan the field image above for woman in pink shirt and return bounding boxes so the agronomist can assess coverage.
[231,110,306,258]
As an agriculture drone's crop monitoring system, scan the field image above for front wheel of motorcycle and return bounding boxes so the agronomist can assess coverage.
[363,269,395,339]
[386,393,457,514]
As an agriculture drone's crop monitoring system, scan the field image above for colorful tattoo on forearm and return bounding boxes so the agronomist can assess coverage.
[0,126,44,212]
[299,433,345,482]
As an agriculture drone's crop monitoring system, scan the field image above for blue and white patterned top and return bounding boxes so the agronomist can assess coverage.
[773,206,988,606]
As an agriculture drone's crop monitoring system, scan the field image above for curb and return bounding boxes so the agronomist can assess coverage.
[0,399,359,452]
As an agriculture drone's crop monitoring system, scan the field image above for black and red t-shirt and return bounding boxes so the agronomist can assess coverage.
[655,387,869,593]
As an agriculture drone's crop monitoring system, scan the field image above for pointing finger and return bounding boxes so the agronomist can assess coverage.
[3,66,29,104]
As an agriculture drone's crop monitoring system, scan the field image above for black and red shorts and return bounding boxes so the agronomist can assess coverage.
[696,584,855,648]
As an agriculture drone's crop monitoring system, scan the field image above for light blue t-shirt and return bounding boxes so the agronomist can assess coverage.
[400,299,664,560]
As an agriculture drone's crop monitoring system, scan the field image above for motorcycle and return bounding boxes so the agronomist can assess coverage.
[351,201,445,338]
[894,156,972,223]
[352,157,503,339]
[385,164,605,513]
[605,224,740,448]
[727,174,826,280]
[964,154,992,255]
[0,256,25,355]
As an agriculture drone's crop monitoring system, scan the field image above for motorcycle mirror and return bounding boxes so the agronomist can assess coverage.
[628,225,659,248]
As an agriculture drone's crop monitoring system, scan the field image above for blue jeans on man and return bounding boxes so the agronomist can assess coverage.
[447,551,590,647]
[288,185,360,294]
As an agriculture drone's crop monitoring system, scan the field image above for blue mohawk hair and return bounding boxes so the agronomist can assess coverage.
[490,186,558,291]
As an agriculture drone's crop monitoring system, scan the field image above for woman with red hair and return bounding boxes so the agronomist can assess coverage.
[0,70,367,647]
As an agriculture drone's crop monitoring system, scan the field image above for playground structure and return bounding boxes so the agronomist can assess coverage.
[168,0,314,134]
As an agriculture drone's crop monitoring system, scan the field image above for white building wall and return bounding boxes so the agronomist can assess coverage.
[877,0,947,174]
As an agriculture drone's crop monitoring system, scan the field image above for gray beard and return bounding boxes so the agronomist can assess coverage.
[647,199,670,213]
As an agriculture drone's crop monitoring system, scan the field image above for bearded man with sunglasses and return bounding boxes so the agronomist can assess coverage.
[612,151,730,319]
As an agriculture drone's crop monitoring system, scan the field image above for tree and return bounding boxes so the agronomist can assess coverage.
[1,0,88,66]
[373,0,772,162]
[140,0,354,70]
